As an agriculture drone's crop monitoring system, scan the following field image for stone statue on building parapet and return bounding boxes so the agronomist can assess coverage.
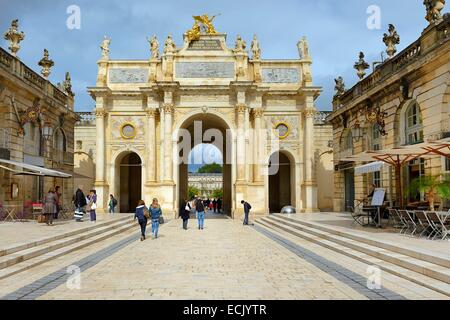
[354,52,370,80]
[297,36,310,60]
[251,34,261,60]
[100,36,111,60]
[148,35,160,59]
[424,0,446,24]
[334,77,346,97]
[234,35,247,54]
[383,24,400,58]
[38,49,54,79]
[164,35,177,54]
[4,19,25,57]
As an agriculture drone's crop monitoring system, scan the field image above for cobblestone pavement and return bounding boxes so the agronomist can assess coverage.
[1,216,436,300]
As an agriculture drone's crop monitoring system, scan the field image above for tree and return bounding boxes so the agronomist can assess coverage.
[188,185,200,200]
[211,188,223,199]
[198,163,223,174]
[405,175,450,211]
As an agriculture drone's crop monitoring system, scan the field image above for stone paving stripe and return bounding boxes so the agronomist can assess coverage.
[252,225,407,301]
[1,232,139,300]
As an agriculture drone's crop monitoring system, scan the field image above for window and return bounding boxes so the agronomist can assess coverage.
[445,158,450,172]
[373,171,381,188]
[371,124,381,151]
[342,130,353,151]
[405,102,424,145]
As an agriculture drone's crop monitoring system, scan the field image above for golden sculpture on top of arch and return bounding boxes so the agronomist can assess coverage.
[186,14,220,41]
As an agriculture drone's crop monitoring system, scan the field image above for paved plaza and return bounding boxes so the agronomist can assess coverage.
[0,213,448,300]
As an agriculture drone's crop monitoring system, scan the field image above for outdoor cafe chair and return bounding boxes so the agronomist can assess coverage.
[414,211,432,238]
[426,211,450,241]
[388,208,405,230]
[398,210,417,236]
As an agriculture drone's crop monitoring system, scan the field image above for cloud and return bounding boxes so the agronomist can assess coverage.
[0,0,429,111]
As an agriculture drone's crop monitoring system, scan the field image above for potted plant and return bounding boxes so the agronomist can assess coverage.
[405,175,450,211]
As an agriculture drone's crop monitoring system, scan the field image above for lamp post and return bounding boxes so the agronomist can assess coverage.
[42,121,54,158]
[352,120,363,143]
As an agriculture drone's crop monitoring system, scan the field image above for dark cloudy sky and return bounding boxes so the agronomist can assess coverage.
[0,0,430,111]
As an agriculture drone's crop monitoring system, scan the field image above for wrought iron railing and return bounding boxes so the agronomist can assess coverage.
[76,112,96,125]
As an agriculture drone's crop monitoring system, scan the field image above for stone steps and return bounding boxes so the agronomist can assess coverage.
[256,216,450,297]
[0,216,136,280]
[0,216,131,258]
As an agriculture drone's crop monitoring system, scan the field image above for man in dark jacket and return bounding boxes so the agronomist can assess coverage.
[196,198,205,230]
[179,199,191,230]
[241,200,252,225]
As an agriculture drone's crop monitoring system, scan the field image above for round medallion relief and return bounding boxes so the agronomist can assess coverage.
[275,122,290,140]
[120,123,137,139]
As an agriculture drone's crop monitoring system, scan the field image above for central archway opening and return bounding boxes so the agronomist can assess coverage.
[119,152,142,213]
[177,113,232,217]
[268,151,292,213]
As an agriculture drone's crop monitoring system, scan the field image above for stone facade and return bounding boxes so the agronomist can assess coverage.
[188,173,223,198]
[328,13,450,211]
[80,21,333,217]
[0,43,77,212]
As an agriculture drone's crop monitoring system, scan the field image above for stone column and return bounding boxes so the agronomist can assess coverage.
[159,108,165,182]
[94,107,107,212]
[163,103,174,182]
[253,108,264,182]
[146,109,157,182]
[236,104,246,182]
[303,102,318,212]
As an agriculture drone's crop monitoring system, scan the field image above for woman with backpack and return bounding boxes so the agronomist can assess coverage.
[179,199,191,230]
[86,190,97,223]
[109,194,118,214]
[134,200,149,241]
[149,198,162,239]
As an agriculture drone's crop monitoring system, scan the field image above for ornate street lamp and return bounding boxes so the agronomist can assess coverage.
[351,120,363,143]
[42,122,54,141]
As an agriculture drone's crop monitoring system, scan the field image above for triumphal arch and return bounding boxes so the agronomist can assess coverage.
[87,16,332,217]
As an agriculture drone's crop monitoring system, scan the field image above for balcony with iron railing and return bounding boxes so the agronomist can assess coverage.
[0,128,11,160]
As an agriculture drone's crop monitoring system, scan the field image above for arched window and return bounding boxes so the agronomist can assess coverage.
[342,130,353,151]
[53,129,67,152]
[405,102,423,145]
[23,122,41,156]
[371,124,381,151]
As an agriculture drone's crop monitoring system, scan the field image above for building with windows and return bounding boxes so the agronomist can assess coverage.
[0,20,77,213]
[328,10,449,211]
[188,173,223,198]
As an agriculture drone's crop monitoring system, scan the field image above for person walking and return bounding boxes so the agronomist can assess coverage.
[149,198,162,239]
[109,194,118,214]
[73,188,87,222]
[196,197,205,230]
[241,200,252,225]
[179,199,191,230]
[44,188,57,226]
[213,198,217,213]
[87,190,97,223]
[217,198,222,214]
[134,200,149,241]
[54,186,62,220]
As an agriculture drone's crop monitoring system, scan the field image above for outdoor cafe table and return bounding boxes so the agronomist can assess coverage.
[1,205,23,222]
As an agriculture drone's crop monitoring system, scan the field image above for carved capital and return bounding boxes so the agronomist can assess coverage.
[95,109,107,118]
[163,103,174,114]
[253,108,264,118]
[304,108,316,118]
[235,103,247,114]
[146,109,157,118]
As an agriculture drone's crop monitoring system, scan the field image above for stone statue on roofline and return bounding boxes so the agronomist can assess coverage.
[148,35,160,59]
[234,35,246,54]
[334,77,346,97]
[423,0,446,24]
[297,36,310,60]
[251,34,261,60]
[164,35,177,54]
[100,36,111,60]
